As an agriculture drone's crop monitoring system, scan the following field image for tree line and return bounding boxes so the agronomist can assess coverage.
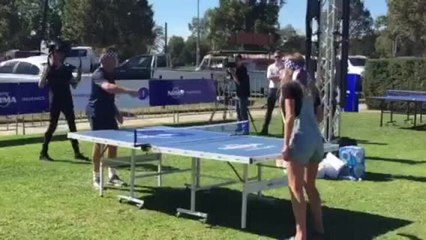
[0,0,425,64]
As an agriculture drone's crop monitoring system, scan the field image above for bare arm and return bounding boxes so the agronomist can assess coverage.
[313,87,324,123]
[229,69,240,85]
[315,105,324,123]
[279,85,296,148]
[38,64,50,88]
[100,82,136,95]
[70,59,83,89]
[283,98,296,147]
[92,70,137,95]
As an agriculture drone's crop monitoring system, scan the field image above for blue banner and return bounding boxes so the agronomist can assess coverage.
[148,79,216,106]
[0,83,17,115]
[0,82,49,115]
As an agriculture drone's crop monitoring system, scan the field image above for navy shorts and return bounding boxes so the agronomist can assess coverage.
[88,115,118,130]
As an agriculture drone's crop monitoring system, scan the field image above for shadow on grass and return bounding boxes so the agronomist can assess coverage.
[125,186,412,240]
[0,134,69,148]
[338,137,388,146]
[48,159,92,165]
[367,156,426,165]
[399,123,426,131]
[364,172,426,183]
[397,233,424,240]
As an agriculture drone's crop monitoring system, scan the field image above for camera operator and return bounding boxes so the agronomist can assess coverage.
[38,41,88,161]
[228,54,250,126]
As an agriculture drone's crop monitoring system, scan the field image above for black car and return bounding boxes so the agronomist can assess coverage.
[114,54,154,80]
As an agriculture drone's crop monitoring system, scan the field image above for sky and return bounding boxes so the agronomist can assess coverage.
[149,0,388,39]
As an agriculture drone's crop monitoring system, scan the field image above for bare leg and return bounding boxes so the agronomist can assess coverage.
[287,160,307,240]
[107,146,118,178]
[107,145,117,158]
[304,162,325,238]
[92,143,102,173]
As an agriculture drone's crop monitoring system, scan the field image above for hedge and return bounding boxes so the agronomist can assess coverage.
[363,57,426,110]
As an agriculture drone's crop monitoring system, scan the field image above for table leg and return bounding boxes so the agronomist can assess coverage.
[257,165,262,197]
[117,149,144,208]
[380,100,384,127]
[158,154,162,187]
[414,102,418,127]
[130,149,136,198]
[176,157,207,219]
[241,164,249,229]
[99,144,108,197]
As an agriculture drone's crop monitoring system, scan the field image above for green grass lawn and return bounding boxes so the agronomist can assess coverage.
[0,112,425,240]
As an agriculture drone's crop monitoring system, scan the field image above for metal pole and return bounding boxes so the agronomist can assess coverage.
[40,0,49,42]
[196,0,201,67]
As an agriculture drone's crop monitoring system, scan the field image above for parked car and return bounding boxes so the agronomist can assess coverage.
[3,49,45,61]
[0,55,76,83]
[347,55,367,76]
[64,46,99,73]
[114,54,155,80]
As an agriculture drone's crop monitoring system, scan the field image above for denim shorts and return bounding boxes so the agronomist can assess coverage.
[287,133,324,165]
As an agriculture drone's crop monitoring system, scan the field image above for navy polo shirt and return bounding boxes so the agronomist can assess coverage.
[86,67,117,120]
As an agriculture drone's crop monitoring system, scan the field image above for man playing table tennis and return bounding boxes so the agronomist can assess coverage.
[86,47,138,189]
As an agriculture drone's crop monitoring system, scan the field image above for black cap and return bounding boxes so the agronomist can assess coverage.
[49,39,71,55]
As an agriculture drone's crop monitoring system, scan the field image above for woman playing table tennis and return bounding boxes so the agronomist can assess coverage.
[279,53,325,240]
[86,47,138,189]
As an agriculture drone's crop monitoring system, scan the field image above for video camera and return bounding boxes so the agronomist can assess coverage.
[224,56,237,69]
[47,39,72,57]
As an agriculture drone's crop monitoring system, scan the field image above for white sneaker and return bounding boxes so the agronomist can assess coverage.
[93,177,101,190]
[107,175,127,187]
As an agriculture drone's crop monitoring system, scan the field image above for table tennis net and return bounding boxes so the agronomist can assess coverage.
[132,121,250,147]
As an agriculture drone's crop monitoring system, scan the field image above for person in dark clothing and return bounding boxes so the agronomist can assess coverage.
[38,42,88,161]
[86,47,139,189]
[229,55,250,126]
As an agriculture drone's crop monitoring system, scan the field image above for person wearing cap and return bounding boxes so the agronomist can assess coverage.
[260,50,285,135]
[86,47,139,189]
[38,41,88,161]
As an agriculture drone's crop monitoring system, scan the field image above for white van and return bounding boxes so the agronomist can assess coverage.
[64,46,99,73]
[347,55,367,76]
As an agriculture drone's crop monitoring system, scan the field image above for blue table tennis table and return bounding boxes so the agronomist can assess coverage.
[68,121,339,229]
[369,90,426,127]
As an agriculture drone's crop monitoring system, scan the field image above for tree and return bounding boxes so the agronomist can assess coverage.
[167,36,186,66]
[62,0,156,58]
[0,0,60,51]
[275,24,306,54]
[204,0,285,50]
[148,25,165,54]
[387,0,426,56]
[346,0,376,56]
[373,15,394,58]
[348,0,374,39]
[182,37,211,66]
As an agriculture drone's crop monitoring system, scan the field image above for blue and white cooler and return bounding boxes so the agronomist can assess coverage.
[338,146,366,180]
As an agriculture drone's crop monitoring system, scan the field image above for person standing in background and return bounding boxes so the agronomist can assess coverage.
[229,54,250,130]
[38,41,88,162]
[260,50,285,135]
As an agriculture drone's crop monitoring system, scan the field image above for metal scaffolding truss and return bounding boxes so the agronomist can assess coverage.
[306,0,350,142]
